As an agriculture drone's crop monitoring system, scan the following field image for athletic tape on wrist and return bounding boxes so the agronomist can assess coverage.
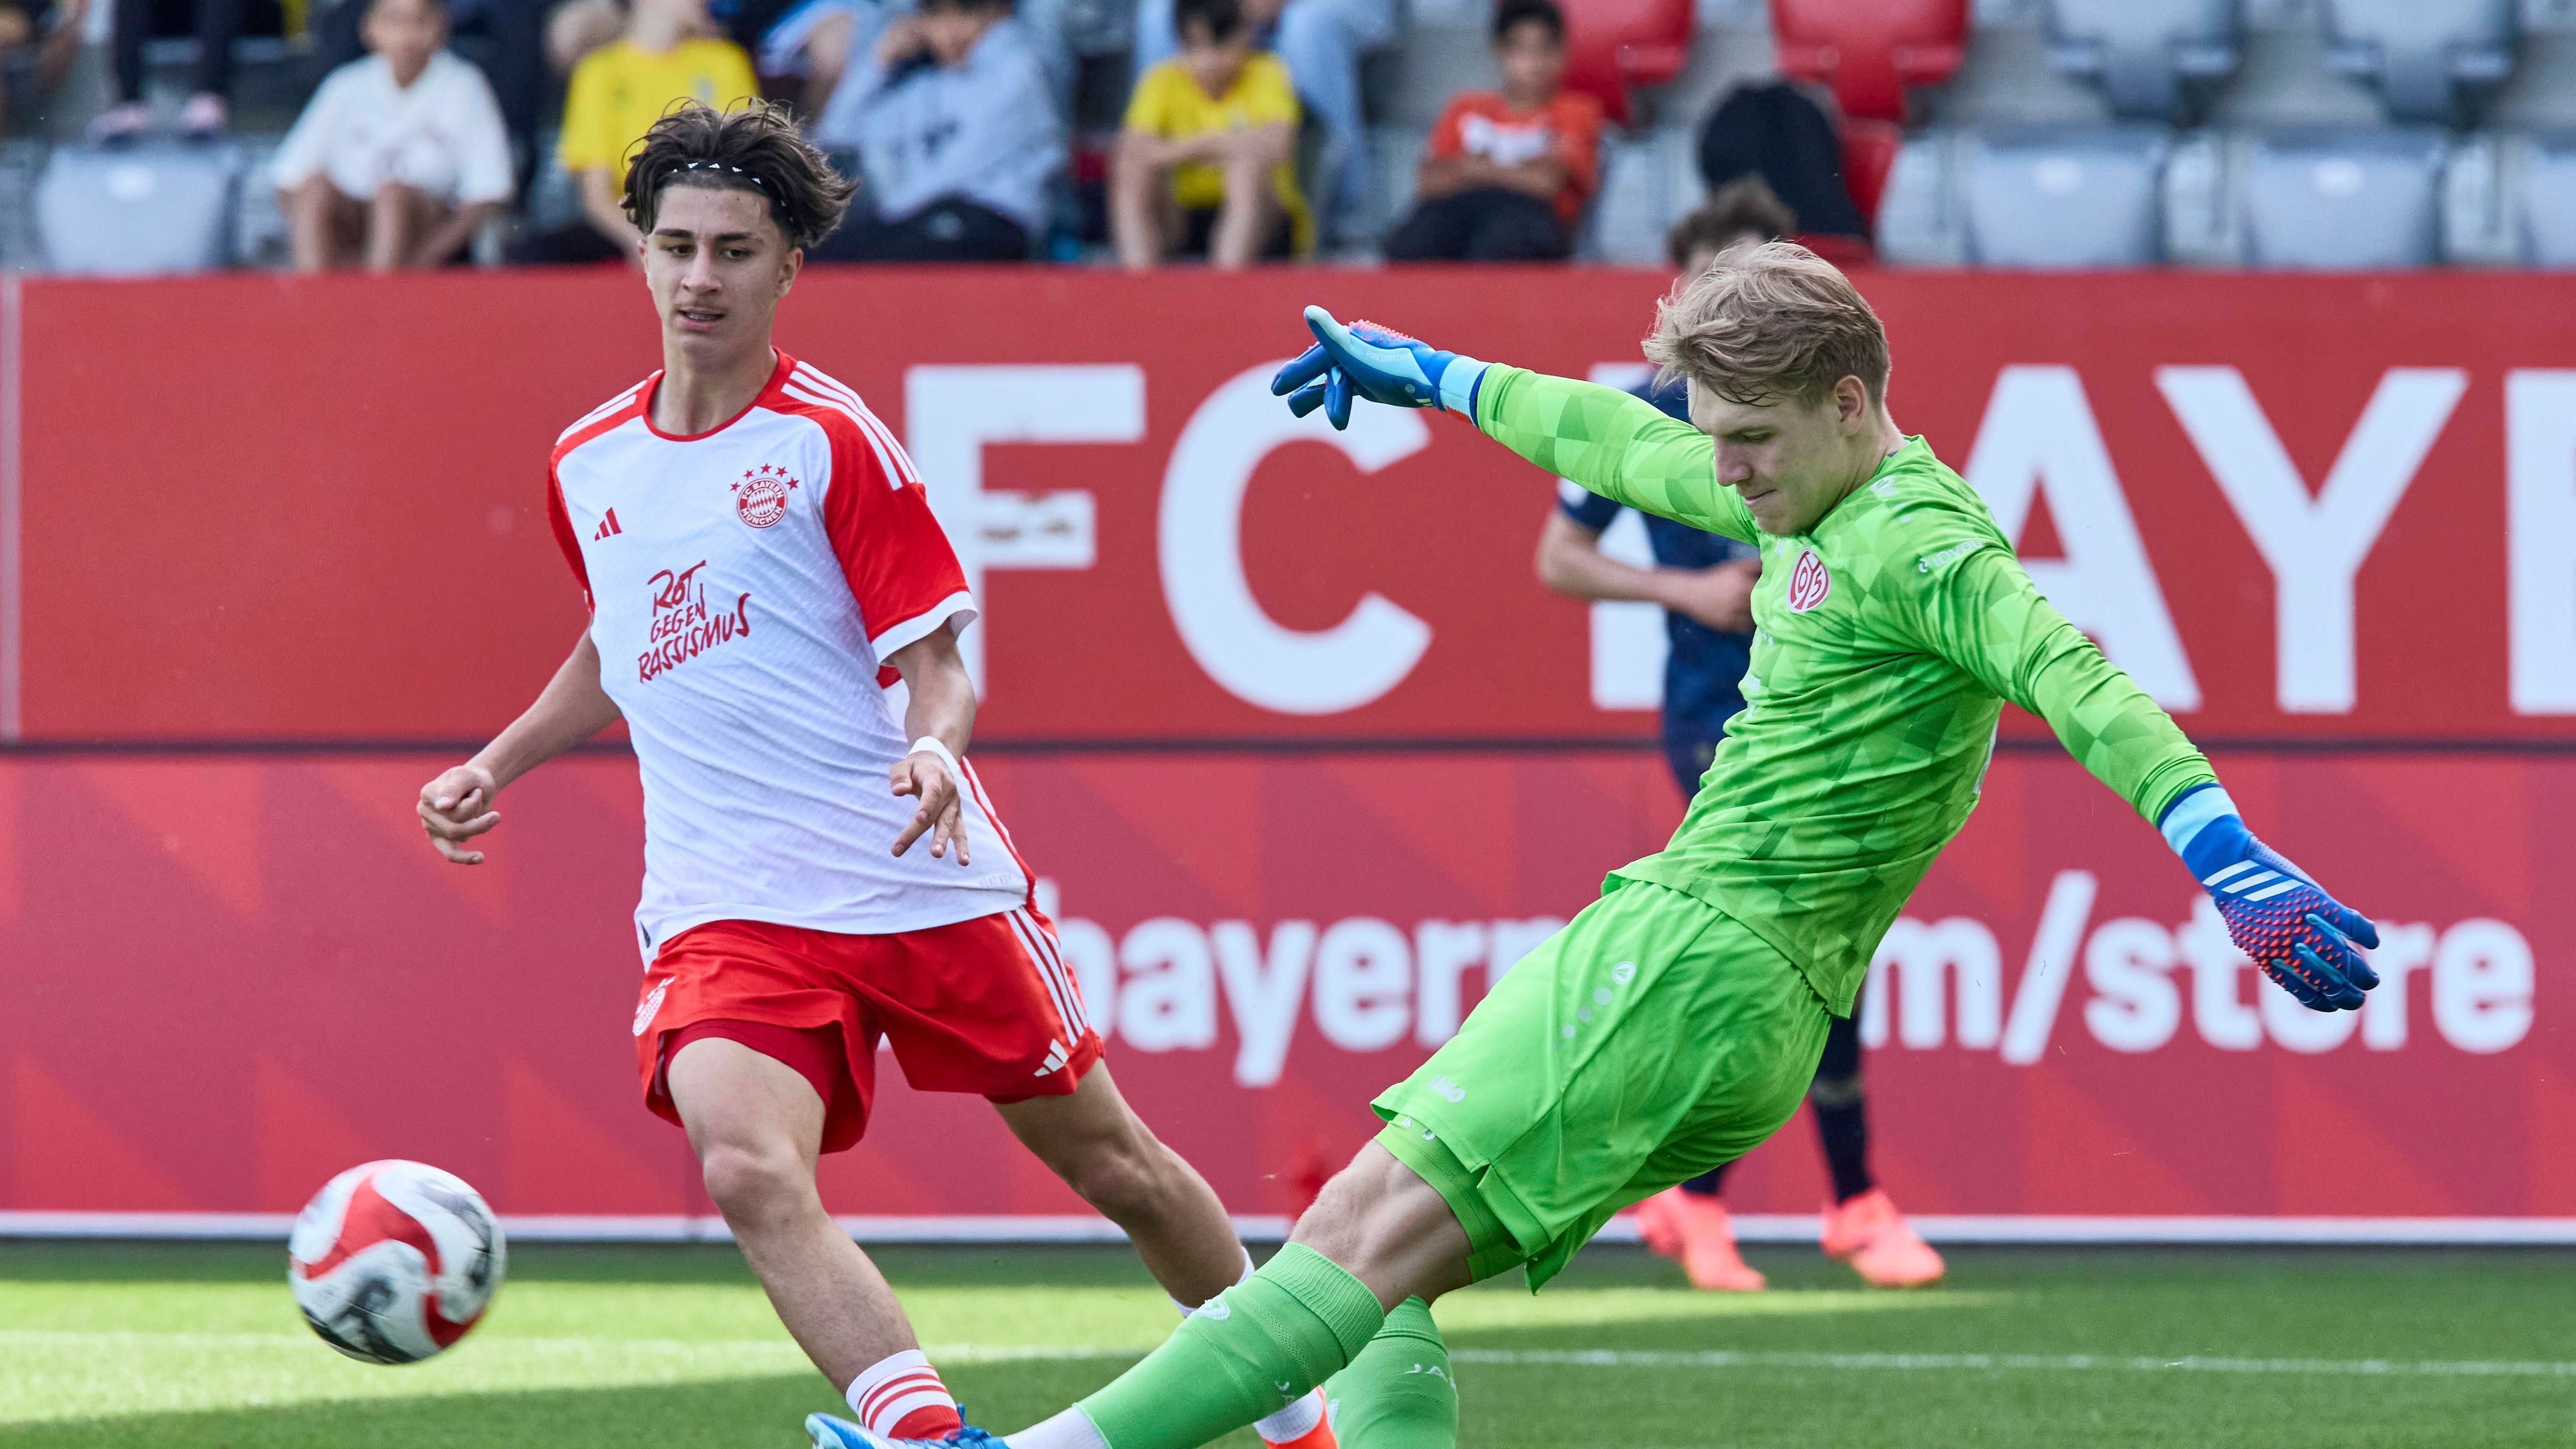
[2157,783,2239,858]
[1438,357,1489,416]
[908,736,959,777]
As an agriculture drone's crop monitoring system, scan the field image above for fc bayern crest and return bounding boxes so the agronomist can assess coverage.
[731,464,798,528]
[1786,549,1832,612]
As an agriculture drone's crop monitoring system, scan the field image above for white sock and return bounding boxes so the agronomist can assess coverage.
[1010,1405,1111,1449]
[1175,1250,1325,1444]
[1165,1247,1261,1317]
[1251,1389,1325,1442]
[845,1348,962,1440]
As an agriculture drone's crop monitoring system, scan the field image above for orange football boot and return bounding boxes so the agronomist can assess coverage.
[1820,1188,1944,1288]
[1634,1186,1767,1291]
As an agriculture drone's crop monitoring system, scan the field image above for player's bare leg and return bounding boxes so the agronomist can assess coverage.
[1286,1143,1475,1309]
[667,1037,920,1386]
[995,1063,1342,1446]
[994,1062,1243,1302]
[999,1141,1472,1449]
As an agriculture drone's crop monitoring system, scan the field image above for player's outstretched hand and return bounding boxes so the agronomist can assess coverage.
[2187,820,2379,1011]
[1270,305,1486,430]
[889,752,970,865]
[417,764,501,865]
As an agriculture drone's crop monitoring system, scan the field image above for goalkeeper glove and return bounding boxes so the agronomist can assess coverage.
[1269,305,1489,430]
[2160,785,2380,1012]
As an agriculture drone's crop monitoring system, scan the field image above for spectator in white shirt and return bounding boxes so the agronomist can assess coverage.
[272,0,515,272]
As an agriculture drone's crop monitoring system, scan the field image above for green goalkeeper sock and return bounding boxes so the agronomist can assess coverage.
[1071,1243,1386,1449]
[1321,1298,1457,1448]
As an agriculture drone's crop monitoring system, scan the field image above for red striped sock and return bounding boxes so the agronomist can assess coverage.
[848,1349,963,1441]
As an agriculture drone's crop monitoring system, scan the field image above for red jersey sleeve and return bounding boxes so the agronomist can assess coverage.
[817,414,976,671]
[545,464,594,612]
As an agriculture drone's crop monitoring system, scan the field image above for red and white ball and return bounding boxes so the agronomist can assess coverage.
[288,1160,505,1363]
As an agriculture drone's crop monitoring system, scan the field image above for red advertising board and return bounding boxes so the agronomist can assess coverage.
[1,749,2565,1228]
[5,267,2575,744]
[1,269,2568,1235]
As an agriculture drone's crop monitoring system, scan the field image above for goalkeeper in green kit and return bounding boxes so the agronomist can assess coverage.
[810,243,2384,1449]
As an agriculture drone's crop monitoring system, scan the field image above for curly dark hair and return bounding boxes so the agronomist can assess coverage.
[620,100,857,252]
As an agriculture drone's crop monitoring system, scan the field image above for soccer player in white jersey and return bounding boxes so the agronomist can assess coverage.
[415,103,1334,1449]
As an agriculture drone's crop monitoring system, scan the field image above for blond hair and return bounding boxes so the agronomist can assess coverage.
[1643,240,1890,408]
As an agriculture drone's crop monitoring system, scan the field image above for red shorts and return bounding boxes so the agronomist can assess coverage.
[633,909,1104,1154]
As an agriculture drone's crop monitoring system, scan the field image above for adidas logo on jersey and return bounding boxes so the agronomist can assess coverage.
[1036,1041,1069,1076]
[594,508,623,541]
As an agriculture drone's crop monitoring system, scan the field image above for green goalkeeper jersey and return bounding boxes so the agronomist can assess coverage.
[1476,365,2217,1015]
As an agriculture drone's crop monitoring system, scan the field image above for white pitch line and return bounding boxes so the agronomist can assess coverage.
[1450,1350,2576,1378]
[7,1332,2567,1379]
[0,1331,1128,1362]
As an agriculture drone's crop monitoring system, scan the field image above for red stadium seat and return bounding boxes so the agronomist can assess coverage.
[1768,0,1968,123]
[1839,116,1902,224]
[1557,0,1694,129]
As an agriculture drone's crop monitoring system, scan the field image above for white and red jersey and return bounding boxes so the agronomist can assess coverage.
[547,353,1030,960]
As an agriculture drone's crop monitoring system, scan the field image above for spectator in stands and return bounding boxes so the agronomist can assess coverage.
[313,0,548,204]
[1110,0,1306,269]
[744,0,869,110]
[93,0,281,140]
[272,0,514,271]
[0,0,85,138]
[1132,0,1391,246]
[807,0,1059,261]
[1382,0,1599,263]
[548,0,853,111]
[543,0,624,74]
[511,0,760,263]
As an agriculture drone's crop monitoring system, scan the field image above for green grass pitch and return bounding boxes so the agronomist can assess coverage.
[3,1239,2569,1447]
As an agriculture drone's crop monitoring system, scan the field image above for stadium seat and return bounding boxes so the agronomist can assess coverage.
[1961,127,2169,266]
[2526,133,2576,266]
[1871,129,1969,264]
[1580,126,1694,262]
[2242,128,2446,268]
[1560,0,1694,128]
[2320,0,2517,123]
[1841,117,1903,223]
[2045,0,2242,120]
[1769,0,1969,124]
[234,137,286,268]
[0,141,43,271]
[36,143,243,276]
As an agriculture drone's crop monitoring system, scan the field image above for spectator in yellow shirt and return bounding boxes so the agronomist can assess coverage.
[1110,0,1308,269]
[511,0,761,263]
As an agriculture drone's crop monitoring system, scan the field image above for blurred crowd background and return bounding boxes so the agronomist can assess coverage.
[2,0,2573,276]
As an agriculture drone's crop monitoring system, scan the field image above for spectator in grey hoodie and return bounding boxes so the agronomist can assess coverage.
[808,0,1062,261]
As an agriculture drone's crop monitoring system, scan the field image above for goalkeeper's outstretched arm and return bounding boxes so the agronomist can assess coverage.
[1270,308,1758,542]
[1910,544,2381,1013]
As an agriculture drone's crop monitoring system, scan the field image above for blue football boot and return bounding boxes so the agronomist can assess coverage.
[805,1412,1008,1448]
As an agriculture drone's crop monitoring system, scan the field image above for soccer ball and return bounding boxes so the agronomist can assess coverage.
[287,1160,505,1363]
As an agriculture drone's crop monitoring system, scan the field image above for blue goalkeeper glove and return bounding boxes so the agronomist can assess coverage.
[2160,785,2380,1012]
[1269,305,1489,430]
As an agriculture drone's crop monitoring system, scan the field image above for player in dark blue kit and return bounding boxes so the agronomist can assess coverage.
[1530,184,1943,1290]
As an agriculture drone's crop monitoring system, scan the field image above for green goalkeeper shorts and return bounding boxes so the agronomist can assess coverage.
[1372,878,1833,1289]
